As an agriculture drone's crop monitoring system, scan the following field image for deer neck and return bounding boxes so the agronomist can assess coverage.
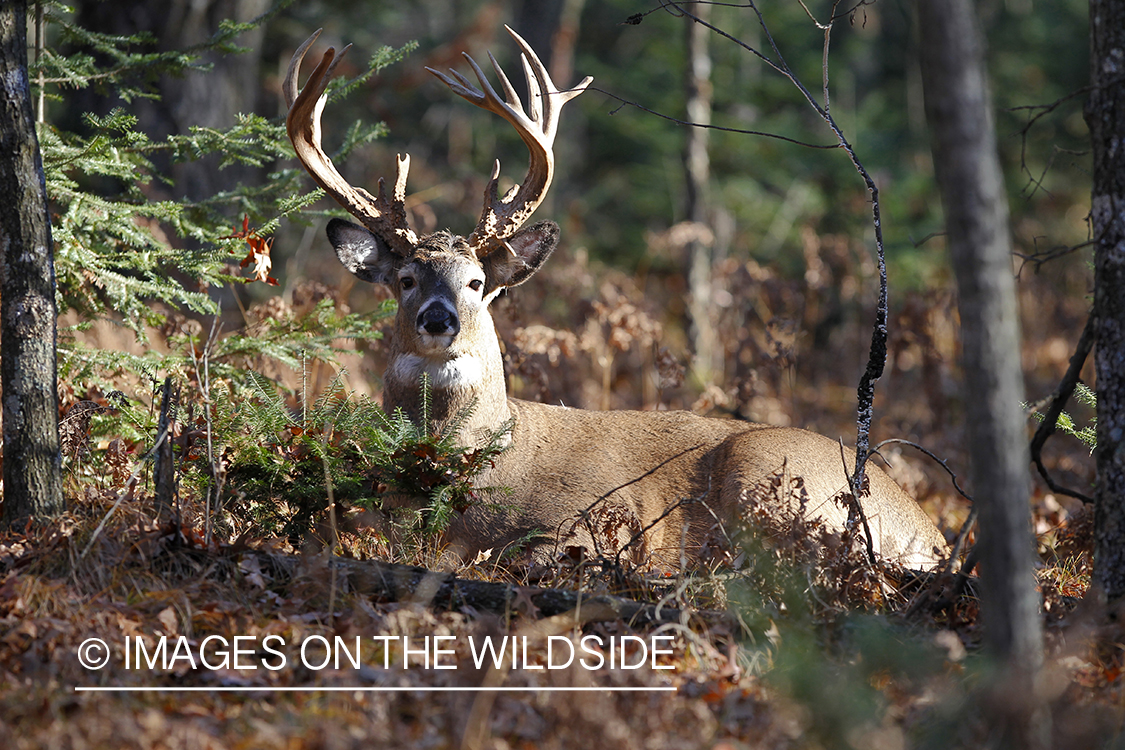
[383,328,511,447]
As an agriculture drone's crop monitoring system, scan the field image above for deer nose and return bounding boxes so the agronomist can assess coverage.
[418,305,459,336]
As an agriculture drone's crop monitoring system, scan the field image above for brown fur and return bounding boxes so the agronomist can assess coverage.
[327,219,949,571]
[440,400,948,569]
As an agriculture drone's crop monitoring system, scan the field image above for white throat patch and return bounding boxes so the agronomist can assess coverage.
[390,353,485,390]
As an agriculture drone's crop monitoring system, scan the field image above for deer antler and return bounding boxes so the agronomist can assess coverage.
[427,25,592,256]
[285,30,418,255]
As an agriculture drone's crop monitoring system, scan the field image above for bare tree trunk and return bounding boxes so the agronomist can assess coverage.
[0,0,64,525]
[684,3,716,384]
[1088,0,1125,606]
[917,1,1044,746]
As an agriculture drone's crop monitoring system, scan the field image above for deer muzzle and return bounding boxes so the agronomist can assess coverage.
[417,302,460,342]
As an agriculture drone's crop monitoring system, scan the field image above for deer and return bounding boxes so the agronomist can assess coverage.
[283,27,949,571]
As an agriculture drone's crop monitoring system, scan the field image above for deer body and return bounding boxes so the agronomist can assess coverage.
[449,399,947,569]
[286,28,949,571]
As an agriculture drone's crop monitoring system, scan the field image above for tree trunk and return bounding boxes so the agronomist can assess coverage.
[1088,0,1125,606]
[0,0,64,525]
[684,3,716,384]
[917,0,1044,745]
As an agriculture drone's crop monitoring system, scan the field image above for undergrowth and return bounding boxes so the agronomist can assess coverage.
[221,371,512,546]
[63,349,515,565]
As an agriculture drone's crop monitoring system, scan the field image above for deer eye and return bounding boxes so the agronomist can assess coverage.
[400,276,415,290]
[468,279,483,292]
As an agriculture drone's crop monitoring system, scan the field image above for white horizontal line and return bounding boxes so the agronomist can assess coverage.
[74,686,677,693]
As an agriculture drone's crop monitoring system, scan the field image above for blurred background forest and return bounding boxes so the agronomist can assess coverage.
[53,0,1095,537]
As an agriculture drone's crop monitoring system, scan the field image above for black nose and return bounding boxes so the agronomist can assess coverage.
[418,305,459,336]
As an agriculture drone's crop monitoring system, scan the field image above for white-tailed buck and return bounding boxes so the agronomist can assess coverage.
[285,27,949,570]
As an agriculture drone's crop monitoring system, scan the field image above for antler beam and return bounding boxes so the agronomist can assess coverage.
[427,25,592,256]
[285,29,418,255]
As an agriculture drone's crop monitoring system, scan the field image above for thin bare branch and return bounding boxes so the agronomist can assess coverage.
[595,86,837,149]
[654,1,893,501]
[873,438,976,583]
[1015,237,1097,274]
[1028,312,1097,504]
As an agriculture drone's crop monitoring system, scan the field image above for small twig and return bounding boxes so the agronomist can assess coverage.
[838,439,878,567]
[871,437,975,574]
[322,423,339,625]
[186,315,224,545]
[79,423,172,561]
[613,481,714,568]
[559,444,708,560]
[872,438,973,504]
[946,504,978,576]
[203,317,223,537]
[910,230,947,248]
[1010,84,1093,193]
[952,545,978,596]
[1015,237,1096,274]
[794,0,839,110]
[595,86,837,150]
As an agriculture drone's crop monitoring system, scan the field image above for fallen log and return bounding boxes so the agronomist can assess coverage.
[264,552,732,629]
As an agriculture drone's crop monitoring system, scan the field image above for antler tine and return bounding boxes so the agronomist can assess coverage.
[284,30,322,109]
[426,25,592,256]
[507,27,591,136]
[285,31,418,254]
[427,51,526,127]
[490,51,528,118]
[519,54,543,127]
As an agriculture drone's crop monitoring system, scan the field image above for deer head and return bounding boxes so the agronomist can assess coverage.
[285,28,590,436]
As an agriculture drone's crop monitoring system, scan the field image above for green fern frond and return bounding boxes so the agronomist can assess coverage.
[1027,389,1097,451]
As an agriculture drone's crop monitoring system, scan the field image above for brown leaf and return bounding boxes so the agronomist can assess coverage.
[157,606,179,636]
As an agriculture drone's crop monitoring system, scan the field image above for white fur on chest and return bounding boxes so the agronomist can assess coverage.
[389,353,485,389]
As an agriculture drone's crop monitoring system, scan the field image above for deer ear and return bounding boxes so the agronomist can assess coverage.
[327,218,401,286]
[484,221,559,292]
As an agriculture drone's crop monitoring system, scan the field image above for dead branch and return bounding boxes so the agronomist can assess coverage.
[1029,312,1097,504]
[267,552,734,630]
